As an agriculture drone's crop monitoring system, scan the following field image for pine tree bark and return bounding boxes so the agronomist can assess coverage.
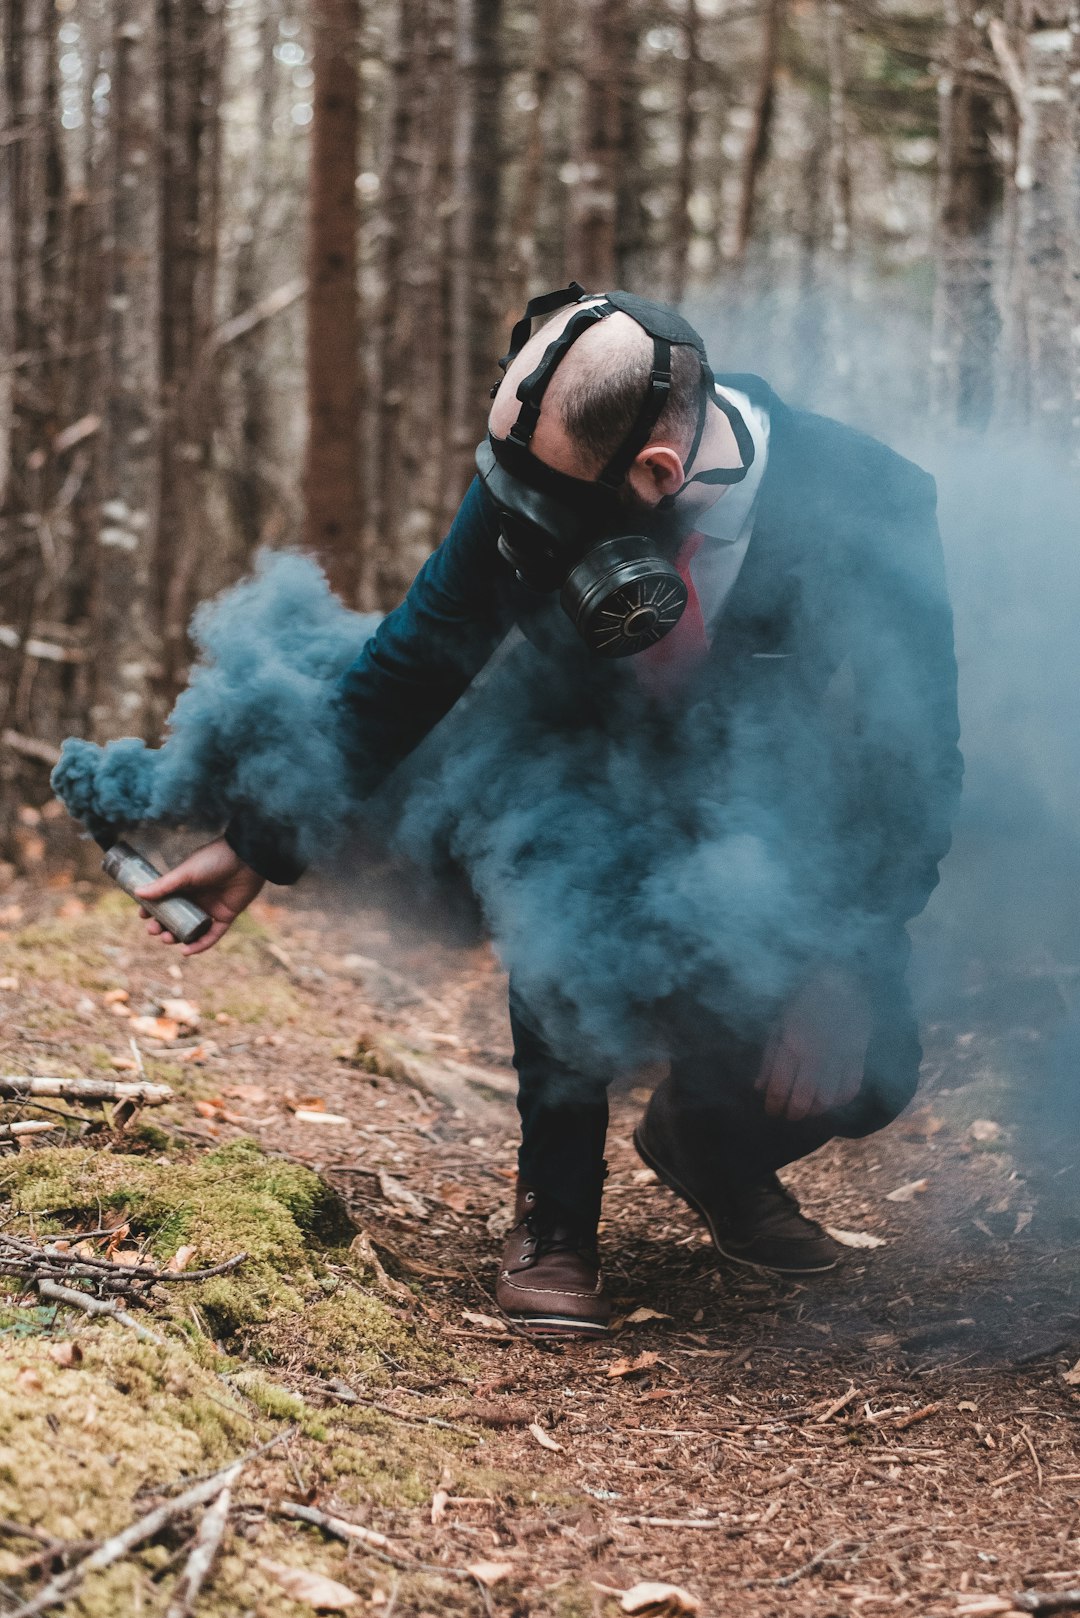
[669,0,700,306]
[89,0,162,742]
[733,0,785,259]
[446,0,503,516]
[306,0,363,603]
[507,0,558,313]
[1007,0,1073,436]
[0,8,14,514]
[930,0,999,427]
[569,0,624,287]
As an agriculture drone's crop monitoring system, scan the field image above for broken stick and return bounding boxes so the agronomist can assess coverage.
[7,1458,247,1618]
[0,1075,173,1104]
[162,1482,233,1618]
[36,1279,167,1347]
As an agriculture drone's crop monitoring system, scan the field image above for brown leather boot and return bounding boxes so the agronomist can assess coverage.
[494,1183,612,1337]
[634,1082,839,1275]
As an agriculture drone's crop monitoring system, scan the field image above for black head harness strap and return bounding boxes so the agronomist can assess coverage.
[491,281,754,493]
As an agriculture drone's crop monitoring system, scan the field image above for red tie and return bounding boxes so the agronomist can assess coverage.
[635,529,710,697]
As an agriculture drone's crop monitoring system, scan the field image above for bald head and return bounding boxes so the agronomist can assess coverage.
[488,300,700,481]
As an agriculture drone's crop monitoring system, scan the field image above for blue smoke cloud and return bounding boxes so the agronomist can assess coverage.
[51,550,377,857]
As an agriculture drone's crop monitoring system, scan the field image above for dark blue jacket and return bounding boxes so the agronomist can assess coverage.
[229,374,962,949]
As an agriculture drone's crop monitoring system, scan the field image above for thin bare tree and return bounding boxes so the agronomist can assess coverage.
[306,0,363,602]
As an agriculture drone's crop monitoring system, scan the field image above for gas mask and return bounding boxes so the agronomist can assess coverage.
[476,284,755,658]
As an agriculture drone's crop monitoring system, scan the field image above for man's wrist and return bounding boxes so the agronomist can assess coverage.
[223,814,306,886]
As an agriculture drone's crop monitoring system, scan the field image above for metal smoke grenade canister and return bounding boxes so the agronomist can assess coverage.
[100,840,212,945]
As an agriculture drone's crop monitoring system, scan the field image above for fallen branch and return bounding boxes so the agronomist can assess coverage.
[775,1537,860,1588]
[278,1500,470,1581]
[615,1515,732,1529]
[0,1075,173,1104]
[317,1377,483,1440]
[36,1279,167,1346]
[162,1482,233,1618]
[0,1120,56,1139]
[1,1233,245,1293]
[6,1457,247,1618]
[279,1501,392,1551]
[1012,1593,1080,1614]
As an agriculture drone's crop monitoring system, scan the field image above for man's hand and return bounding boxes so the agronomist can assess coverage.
[755,967,873,1122]
[134,838,265,956]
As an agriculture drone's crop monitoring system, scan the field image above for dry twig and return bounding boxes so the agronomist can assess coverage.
[36,1279,167,1346]
[0,1075,173,1104]
[162,1482,233,1618]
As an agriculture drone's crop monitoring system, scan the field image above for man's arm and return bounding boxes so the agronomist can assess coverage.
[145,478,510,945]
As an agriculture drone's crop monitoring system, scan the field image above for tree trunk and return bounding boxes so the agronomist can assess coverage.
[0,6,14,514]
[1008,0,1073,436]
[669,0,700,306]
[930,0,999,427]
[732,0,785,260]
[306,0,363,603]
[506,0,558,314]
[569,0,623,287]
[446,0,503,519]
[90,0,162,741]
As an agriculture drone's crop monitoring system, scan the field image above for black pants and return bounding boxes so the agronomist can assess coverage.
[510,954,923,1232]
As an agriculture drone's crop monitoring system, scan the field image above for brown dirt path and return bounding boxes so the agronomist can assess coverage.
[2,873,1079,1617]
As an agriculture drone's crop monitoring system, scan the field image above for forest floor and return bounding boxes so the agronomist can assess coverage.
[1,870,1079,1618]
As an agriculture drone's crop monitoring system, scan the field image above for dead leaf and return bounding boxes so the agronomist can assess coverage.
[528,1420,563,1452]
[884,1177,929,1203]
[109,1055,138,1072]
[592,1582,702,1616]
[969,1118,1001,1143]
[1014,1210,1033,1236]
[194,1098,245,1123]
[377,1170,427,1218]
[174,1044,211,1065]
[16,1367,43,1393]
[104,1223,130,1257]
[438,1181,474,1212]
[130,1015,180,1043]
[1062,1360,1080,1386]
[259,1559,359,1609]
[461,1310,506,1333]
[467,1561,515,1588]
[160,996,200,1029]
[47,1341,83,1367]
[624,1307,671,1324]
[57,898,86,919]
[630,1167,658,1185]
[825,1226,887,1249]
[223,1082,268,1102]
[285,1094,327,1113]
[166,1246,197,1274]
[606,1351,660,1379]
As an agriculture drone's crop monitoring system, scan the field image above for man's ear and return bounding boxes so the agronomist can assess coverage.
[626,444,685,507]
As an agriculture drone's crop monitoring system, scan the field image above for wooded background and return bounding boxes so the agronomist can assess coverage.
[0,0,1077,854]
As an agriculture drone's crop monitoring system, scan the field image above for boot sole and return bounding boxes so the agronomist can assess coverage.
[511,1313,610,1338]
[632,1124,839,1275]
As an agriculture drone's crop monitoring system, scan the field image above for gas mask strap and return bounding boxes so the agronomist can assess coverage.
[498,281,591,372]
[508,301,616,448]
[597,336,674,488]
[685,385,756,485]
